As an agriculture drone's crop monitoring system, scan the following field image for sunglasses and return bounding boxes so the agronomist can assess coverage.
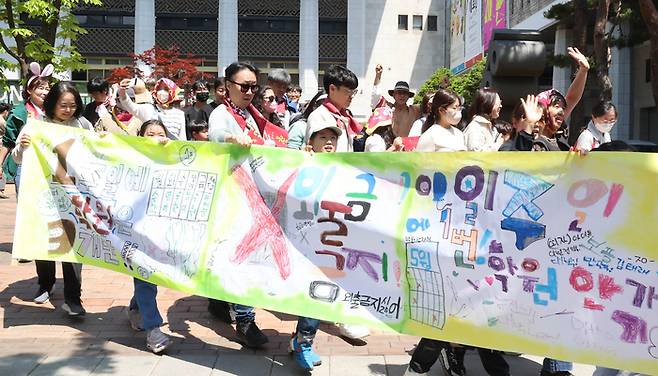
[263,95,276,102]
[227,79,260,94]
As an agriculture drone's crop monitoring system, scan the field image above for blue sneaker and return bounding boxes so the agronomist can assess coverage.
[289,335,321,370]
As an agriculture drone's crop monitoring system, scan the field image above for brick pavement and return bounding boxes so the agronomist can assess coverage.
[0,183,599,375]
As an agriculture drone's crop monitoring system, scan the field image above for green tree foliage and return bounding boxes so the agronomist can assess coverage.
[414,60,485,106]
[0,0,101,88]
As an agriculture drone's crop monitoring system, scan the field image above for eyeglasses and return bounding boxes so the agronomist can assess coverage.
[263,95,276,103]
[334,85,358,98]
[227,79,260,94]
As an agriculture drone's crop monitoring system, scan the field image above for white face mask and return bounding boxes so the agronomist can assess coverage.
[445,108,462,125]
[156,89,170,104]
[594,121,615,134]
[264,102,277,113]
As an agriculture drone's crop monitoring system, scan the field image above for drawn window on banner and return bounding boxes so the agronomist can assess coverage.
[146,169,217,221]
[406,241,446,329]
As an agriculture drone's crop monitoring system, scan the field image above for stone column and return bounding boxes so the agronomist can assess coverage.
[346,0,368,118]
[218,0,239,76]
[134,0,155,76]
[299,0,319,101]
[552,26,571,96]
[610,21,631,140]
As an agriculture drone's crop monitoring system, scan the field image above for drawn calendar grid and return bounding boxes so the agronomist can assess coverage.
[406,242,447,329]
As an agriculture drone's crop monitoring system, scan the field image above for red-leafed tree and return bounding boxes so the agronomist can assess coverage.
[107,45,212,92]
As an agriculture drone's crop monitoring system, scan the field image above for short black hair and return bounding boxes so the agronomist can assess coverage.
[138,119,167,137]
[224,62,259,82]
[323,65,358,93]
[87,77,109,94]
[188,120,208,134]
[494,120,514,136]
[192,80,208,92]
[0,102,11,113]
[591,100,618,118]
[213,76,225,89]
[43,82,84,120]
[593,140,636,152]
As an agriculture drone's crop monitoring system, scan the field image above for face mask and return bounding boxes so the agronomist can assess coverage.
[594,121,615,134]
[196,92,209,102]
[446,108,462,125]
[156,89,170,104]
[264,102,278,113]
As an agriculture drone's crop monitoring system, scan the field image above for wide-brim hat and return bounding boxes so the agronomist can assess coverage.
[366,106,393,135]
[388,81,415,97]
[132,78,152,104]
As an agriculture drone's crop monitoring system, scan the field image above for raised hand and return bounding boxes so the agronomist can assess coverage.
[520,94,543,125]
[567,47,590,70]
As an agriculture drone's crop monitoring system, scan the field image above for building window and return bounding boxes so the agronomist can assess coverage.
[123,16,135,25]
[427,15,437,31]
[413,15,423,30]
[398,15,408,30]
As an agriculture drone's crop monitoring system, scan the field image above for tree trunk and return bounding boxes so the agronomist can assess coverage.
[41,0,62,65]
[593,0,612,101]
[568,0,588,144]
[2,0,28,78]
[638,0,658,108]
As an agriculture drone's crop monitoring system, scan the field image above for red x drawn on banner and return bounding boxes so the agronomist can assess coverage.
[230,165,298,280]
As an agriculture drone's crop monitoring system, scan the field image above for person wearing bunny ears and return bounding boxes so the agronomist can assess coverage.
[118,77,187,140]
[1,62,53,196]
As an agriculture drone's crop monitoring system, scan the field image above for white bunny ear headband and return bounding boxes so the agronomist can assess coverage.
[27,62,54,87]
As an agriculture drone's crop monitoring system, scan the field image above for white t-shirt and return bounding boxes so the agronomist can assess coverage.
[408,116,426,137]
[416,123,466,152]
[118,94,186,140]
[576,121,611,152]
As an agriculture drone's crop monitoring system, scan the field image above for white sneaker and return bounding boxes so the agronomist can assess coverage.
[337,323,370,340]
[146,328,173,354]
[33,290,51,304]
[403,365,428,375]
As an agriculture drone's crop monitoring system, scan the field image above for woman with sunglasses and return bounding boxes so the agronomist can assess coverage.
[254,85,284,128]
[208,62,287,147]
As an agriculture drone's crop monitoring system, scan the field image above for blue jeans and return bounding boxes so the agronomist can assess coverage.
[231,304,255,323]
[542,358,572,372]
[129,278,163,331]
[14,164,21,198]
[295,316,320,344]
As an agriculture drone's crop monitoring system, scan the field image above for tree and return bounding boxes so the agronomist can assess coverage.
[107,45,212,99]
[0,0,101,87]
[414,60,486,106]
[638,0,658,107]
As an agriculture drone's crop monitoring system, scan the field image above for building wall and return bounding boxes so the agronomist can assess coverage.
[508,0,557,27]
[349,0,447,117]
[632,42,657,142]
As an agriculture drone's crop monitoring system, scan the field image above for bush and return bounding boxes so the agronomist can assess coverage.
[414,59,486,106]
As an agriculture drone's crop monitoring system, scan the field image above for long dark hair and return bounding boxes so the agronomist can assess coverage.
[253,85,282,126]
[422,88,461,134]
[469,88,499,121]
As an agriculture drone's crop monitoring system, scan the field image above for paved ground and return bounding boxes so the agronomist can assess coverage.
[0,183,599,375]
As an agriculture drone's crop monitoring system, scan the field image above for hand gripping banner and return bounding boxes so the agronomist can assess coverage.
[13,120,658,374]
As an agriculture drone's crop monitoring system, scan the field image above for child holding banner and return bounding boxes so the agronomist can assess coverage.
[126,119,174,354]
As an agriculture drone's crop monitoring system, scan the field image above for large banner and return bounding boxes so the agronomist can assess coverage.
[450,0,466,73]
[464,0,484,68]
[14,121,658,374]
[483,0,507,51]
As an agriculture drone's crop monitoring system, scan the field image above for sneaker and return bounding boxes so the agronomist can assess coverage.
[33,289,51,304]
[146,327,173,354]
[127,309,144,331]
[289,335,320,370]
[61,300,86,316]
[236,320,269,348]
[438,345,466,376]
[0,191,8,199]
[540,372,573,376]
[208,299,235,324]
[337,323,370,340]
[403,365,428,375]
[288,334,321,366]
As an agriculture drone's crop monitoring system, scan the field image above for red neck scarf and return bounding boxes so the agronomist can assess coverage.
[322,101,362,136]
[223,98,288,147]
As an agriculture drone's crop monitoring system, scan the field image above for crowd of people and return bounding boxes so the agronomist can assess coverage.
[0,49,643,376]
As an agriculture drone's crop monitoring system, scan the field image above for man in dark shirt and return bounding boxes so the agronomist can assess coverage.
[82,77,110,126]
[184,80,214,127]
